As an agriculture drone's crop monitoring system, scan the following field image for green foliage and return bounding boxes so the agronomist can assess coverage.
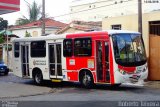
[15,1,41,25]
[29,1,41,22]
[15,18,30,25]
[25,31,31,37]
[0,17,8,30]
[0,34,4,44]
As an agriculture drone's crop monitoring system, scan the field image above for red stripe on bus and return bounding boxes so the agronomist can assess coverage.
[118,65,136,73]
[109,43,115,84]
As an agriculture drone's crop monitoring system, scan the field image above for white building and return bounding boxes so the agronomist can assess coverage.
[70,0,160,21]
[9,18,67,38]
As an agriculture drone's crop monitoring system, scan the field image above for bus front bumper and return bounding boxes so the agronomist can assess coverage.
[114,69,148,85]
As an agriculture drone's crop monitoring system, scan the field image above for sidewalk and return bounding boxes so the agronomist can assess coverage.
[144,81,160,89]
[0,82,52,98]
[0,79,160,99]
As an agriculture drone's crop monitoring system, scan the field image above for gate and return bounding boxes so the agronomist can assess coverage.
[149,21,160,80]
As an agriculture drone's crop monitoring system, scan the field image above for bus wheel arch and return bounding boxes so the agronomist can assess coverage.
[79,69,94,88]
[32,68,43,85]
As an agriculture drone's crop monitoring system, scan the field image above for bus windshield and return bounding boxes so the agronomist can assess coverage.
[112,33,147,66]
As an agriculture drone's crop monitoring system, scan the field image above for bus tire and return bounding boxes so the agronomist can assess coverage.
[4,72,8,76]
[80,71,94,88]
[111,84,121,88]
[33,71,43,85]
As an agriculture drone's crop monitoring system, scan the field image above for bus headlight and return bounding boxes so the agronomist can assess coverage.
[136,70,141,74]
[142,66,148,72]
[118,69,126,75]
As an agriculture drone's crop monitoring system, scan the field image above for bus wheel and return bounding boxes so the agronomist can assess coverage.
[80,71,94,88]
[34,71,43,85]
[111,84,121,88]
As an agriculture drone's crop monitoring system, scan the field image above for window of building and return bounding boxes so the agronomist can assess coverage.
[63,39,73,57]
[14,42,20,58]
[31,41,46,57]
[32,31,38,37]
[74,38,92,56]
[111,24,121,30]
[149,21,160,36]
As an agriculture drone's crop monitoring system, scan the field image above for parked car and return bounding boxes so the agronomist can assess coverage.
[0,61,9,75]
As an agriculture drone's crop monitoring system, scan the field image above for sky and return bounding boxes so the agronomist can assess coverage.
[0,0,159,25]
[0,0,73,25]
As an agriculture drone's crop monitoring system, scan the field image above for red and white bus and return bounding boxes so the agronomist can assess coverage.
[12,30,148,88]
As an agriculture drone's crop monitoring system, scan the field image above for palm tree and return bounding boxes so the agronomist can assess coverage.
[15,1,41,25]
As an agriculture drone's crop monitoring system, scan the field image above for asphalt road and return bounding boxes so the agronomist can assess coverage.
[0,73,160,107]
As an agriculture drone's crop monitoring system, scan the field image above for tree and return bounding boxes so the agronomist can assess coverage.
[0,34,4,44]
[0,17,8,30]
[0,17,8,44]
[15,1,41,25]
[25,31,31,37]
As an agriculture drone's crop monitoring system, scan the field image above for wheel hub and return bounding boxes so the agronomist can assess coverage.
[35,73,41,84]
[83,75,91,86]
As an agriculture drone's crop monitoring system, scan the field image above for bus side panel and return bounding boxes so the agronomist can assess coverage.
[67,71,79,81]
[29,58,50,80]
[66,57,95,70]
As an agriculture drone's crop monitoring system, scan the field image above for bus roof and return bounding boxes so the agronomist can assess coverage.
[12,30,140,42]
[12,34,66,42]
[106,30,140,35]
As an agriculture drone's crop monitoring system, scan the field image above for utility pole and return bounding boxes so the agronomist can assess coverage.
[5,28,9,67]
[138,0,142,35]
[42,0,45,36]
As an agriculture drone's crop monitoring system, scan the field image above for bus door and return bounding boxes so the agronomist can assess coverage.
[96,40,110,82]
[49,43,62,79]
[21,45,30,77]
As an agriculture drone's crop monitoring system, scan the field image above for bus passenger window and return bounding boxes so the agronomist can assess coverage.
[14,42,20,57]
[74,38,92,56]
[31,41,46,57]
[63,39,73,57]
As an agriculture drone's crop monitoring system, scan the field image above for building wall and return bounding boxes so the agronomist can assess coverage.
[11,27,59,38]
[102,11,160,57]
[70,0,160,21]
[11,27,42,38]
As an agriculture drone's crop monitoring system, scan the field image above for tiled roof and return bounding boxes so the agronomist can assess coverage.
[56,20,102,34]
[9,18,68,30]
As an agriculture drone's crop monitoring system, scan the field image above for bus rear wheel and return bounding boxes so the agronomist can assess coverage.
[34,71,43,85]
[80,71,94,88]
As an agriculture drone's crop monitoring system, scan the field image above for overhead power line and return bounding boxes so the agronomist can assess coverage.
[49,0,134,18]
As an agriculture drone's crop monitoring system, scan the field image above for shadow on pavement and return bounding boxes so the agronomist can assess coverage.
[1,72,145,92]
[33,80,144,92]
